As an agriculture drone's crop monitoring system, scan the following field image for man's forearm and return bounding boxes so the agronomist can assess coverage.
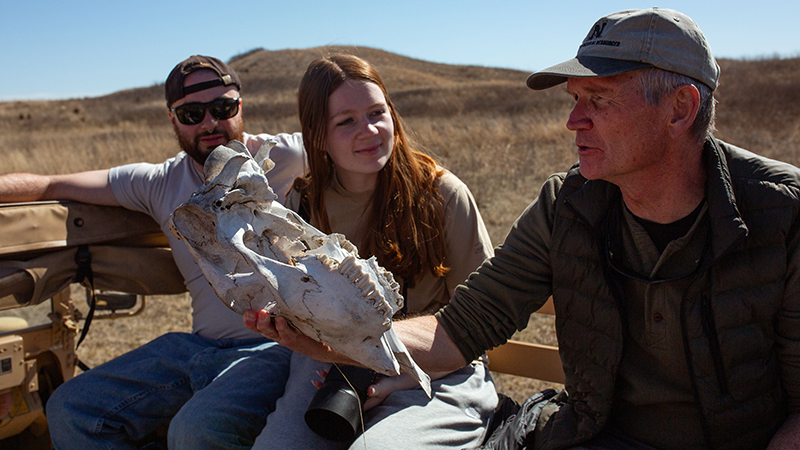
[0,173,51,203]
[0,170,119,206]
[394,315,468,373]
[243,310,467,372]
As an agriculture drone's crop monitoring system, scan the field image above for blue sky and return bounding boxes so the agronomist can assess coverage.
[3,1,798,101]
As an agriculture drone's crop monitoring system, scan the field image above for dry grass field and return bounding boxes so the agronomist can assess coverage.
[2,46,799,404]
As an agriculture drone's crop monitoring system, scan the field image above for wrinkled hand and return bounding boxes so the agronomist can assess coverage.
[243,308,358,366]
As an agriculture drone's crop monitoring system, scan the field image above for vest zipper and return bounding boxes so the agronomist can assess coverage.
[700,292,730,396]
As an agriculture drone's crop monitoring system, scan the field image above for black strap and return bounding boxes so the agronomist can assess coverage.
[76,359,92,372]
[73,245,96,351]
[297,192,312,223]
[400,279,409,316]
[182,78,227,96]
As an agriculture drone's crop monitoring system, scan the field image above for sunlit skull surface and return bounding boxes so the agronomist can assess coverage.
[169,140,431,395]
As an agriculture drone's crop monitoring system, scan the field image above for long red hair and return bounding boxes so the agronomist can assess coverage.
[295,53,448,286]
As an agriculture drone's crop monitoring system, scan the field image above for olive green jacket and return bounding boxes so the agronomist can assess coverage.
[439,139,800,449]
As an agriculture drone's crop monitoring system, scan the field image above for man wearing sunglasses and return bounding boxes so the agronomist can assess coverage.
[0,55,305,449]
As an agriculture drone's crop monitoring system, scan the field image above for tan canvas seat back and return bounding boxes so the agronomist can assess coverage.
[0,201,186,310]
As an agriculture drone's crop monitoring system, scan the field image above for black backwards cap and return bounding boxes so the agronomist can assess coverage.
[165,55,242,107]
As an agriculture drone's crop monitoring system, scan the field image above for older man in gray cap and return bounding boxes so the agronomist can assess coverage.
[248,8,800,449]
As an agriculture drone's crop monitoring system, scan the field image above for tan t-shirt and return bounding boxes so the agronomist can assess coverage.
[286,169,493,314]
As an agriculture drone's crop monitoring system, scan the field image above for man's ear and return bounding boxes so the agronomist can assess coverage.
[168,110,181,134]
[668,84,701,139]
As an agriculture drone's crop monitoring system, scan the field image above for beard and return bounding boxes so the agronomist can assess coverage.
[175,118,245,166]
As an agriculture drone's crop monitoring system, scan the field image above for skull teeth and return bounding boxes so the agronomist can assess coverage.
[338,255,378,298]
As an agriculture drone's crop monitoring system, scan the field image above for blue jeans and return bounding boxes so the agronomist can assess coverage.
[46,332,292,450]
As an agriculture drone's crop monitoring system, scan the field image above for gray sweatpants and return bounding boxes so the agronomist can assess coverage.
[254,352,498,449]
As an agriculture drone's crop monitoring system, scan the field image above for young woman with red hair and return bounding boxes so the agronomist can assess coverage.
[249,53,498,449]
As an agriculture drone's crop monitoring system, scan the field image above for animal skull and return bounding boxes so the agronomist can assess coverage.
[169,140,431,395]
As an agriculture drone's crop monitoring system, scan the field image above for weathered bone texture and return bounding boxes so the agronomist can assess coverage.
[169,140,431,395]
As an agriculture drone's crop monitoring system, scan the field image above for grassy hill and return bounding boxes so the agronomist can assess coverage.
[1,46,799,401]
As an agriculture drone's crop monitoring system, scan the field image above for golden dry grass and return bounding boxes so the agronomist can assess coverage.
[2,47,799,403]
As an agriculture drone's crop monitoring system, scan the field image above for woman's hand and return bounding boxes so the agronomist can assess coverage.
[363,374,416,410]
[242,308,359,366]
[311,368,329,390]
[362,370,452,411]
[310,367,389,411]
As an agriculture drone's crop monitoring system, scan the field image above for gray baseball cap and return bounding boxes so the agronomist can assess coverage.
[526,8,720,91]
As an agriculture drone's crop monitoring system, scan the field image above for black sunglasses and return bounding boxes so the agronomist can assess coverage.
[606,235,708,284]
[171,97,241,125]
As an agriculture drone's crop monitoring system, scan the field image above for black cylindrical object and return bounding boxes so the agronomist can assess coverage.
[304,365,377,442]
